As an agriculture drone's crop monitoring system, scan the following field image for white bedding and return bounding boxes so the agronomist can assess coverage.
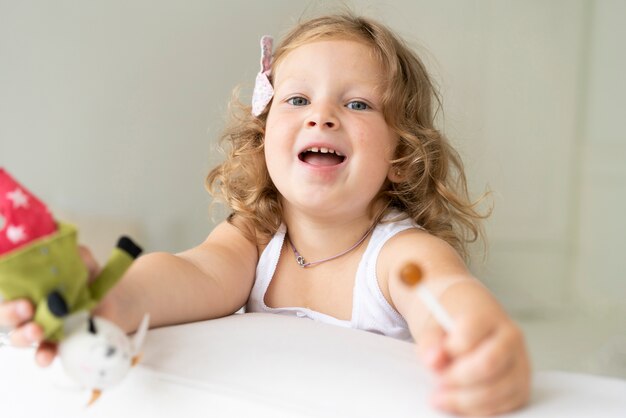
[2,313,625,417]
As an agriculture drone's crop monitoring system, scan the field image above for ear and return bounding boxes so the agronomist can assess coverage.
[387,166,404,183]
[131,313,150,355]
[88,316,97,334]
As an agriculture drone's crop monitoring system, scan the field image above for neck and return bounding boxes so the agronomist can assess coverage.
[281,207,378,263]
[287,222,376,268]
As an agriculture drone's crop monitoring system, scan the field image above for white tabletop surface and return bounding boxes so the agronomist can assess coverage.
[1,313,625,417]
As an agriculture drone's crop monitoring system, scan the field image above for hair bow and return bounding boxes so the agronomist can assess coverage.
[251,35,274,116]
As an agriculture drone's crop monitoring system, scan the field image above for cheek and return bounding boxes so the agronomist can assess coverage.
[377,125,399,156]
[264,120,295,167]
[263,131,284,182]
[353,124,397,162]
[263,130,280,163]
[264,117,284,151]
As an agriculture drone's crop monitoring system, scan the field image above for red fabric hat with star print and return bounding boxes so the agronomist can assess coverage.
[0,168,57,255]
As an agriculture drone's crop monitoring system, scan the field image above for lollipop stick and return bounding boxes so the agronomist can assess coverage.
[400,263,454,333]
[416,286,454,333]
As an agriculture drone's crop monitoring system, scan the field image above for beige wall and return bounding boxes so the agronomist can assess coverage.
[1,1,624,321]
[574,0,626,312]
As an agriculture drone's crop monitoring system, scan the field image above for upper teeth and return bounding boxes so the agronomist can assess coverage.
[306,147,344,157]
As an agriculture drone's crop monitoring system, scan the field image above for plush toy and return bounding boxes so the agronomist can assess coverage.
[0,168,142,342]
[0,168,147,403]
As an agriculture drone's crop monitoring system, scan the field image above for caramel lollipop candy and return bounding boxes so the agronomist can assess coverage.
[400,263,423,286]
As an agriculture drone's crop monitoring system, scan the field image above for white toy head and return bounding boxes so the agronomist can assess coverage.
[59,316,133,390]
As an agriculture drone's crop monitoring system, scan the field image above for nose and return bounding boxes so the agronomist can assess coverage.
[305,102,340,130]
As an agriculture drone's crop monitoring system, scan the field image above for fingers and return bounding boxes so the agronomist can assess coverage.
[427,317,531,416]
[440,323,524,388]
[417,320,450,371]
[0,300,42,348]
[35,341,58,367]
[0,299,58,367]
[432,350,531,416]
[0,299,34,328]
[9,322,44,347]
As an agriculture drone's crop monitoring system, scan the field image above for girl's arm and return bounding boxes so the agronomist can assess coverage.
[382,230,473,338]
[2,218,258,366]
[98,219,259,333]
[381,230,531,416]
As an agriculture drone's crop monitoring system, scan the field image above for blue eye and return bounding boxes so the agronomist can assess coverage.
[287,96,309,106]
[346,101,369,110]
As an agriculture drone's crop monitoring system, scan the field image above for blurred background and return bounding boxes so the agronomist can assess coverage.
[1,1,624,378]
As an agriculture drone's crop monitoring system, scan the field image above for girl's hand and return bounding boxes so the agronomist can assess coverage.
[418,311,531,416]
[0,298,54,366]
[0,298,42,347]
[0,245,100,367]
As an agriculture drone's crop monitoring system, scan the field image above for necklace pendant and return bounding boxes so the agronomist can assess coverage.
[296,255,306,267]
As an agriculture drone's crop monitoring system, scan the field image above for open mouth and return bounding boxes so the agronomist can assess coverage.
[298,147,346,167]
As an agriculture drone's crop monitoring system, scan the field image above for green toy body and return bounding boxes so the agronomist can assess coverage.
[0,222,141,342]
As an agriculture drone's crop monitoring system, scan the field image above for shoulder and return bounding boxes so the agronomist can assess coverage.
[375,227,471,312]
[214,214,276,256]
[179,216,263,285]
[224,214,256,238]
[379,227,468,278]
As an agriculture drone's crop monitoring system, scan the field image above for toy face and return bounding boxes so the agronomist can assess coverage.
[59,317,133,390]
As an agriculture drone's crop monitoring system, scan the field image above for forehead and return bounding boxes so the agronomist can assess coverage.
[272,40,384,86]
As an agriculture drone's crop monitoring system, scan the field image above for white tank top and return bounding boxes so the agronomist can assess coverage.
[246,214,421,341]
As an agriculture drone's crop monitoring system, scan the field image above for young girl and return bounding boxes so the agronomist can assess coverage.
[1,14,530,416]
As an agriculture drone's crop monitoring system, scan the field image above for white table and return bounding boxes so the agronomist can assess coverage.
[1,313,625,417]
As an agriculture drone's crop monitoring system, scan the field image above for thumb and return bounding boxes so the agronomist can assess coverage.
[417,321,450,372]
[78,245,100,283]
[444,314,492,358]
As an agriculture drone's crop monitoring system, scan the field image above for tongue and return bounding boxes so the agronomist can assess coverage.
[302,152,343,166]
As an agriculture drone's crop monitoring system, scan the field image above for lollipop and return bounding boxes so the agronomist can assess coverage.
[400,263,454,332]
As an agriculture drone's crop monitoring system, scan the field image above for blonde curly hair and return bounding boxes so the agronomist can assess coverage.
[206,13,488,260]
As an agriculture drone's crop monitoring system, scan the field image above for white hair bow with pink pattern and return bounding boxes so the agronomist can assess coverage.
[251,36,274,116]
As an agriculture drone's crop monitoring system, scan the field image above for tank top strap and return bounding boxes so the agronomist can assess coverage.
[351,214,422,340]
[246,224,286,314]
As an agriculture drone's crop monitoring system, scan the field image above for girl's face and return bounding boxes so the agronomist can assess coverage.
[264,40,398,220]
